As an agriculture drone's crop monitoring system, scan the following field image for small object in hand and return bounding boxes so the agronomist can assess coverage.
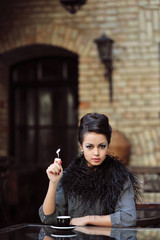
[57,216,71,227]
[56,148,61,158]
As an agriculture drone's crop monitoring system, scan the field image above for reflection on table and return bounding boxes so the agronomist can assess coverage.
[0,224,160,240]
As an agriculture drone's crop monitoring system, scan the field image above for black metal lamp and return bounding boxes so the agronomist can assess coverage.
[60,0,87,14]
[94,34,114,102]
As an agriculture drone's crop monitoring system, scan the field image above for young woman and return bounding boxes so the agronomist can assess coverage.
[39,113,140,227]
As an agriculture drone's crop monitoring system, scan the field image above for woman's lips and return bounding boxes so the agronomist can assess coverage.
[92,158,101,162]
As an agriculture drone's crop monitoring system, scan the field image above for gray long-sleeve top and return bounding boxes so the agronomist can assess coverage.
[39,178,137,227]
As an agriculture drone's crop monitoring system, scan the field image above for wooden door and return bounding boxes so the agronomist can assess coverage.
[9,56,78,223]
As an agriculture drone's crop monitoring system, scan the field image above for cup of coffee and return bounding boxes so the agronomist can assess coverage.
[57,216,71,227]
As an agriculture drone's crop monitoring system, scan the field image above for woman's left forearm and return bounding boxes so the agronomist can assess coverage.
[87,215,112,227]
[70,215,112,227]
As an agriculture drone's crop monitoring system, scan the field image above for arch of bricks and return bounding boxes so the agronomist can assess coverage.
[0,25,93,57]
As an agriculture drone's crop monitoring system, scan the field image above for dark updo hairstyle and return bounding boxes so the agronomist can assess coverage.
[78,113,112,145]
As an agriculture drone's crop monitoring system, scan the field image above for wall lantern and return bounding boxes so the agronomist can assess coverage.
[60,0,87,14]
[94,34,114,102]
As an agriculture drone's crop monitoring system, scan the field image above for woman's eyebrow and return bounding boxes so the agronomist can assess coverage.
[99,142,107,145]
[85,142,107,146]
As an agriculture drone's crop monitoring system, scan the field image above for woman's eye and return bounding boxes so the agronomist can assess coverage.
[86,145,93,149]
[100,145,106,149]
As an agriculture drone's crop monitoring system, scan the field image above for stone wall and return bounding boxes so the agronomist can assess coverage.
[0,0,160,166]
[131,126,160,166]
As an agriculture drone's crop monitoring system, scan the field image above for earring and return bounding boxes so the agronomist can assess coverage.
[81,149,84,155]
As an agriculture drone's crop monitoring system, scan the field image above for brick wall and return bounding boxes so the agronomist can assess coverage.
[0,0,160,166]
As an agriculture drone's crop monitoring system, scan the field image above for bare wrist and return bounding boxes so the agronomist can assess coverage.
[86,215,92,225]
[49,180,59,188]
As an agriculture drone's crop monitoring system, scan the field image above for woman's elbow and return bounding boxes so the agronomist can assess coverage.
[111,212,137,227]
[39,206,46,223]
[38,205,57,225]
[122,213,137,227]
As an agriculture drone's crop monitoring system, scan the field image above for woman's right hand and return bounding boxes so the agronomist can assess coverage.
[46,158,63,184]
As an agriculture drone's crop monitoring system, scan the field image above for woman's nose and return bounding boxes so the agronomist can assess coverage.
[94,148,99,156]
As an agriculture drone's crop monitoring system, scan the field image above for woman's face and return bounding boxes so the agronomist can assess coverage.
[80,132,109,167]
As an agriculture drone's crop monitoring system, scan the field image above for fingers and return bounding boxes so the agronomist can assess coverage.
[46,159,62,176]
[47,165,61,175]
[70,217,88,226]
[54,158,62,165]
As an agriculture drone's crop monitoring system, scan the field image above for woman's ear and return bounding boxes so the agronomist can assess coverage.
[79,144,83,152]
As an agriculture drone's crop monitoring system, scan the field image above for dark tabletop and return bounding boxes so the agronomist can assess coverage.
[0,224,160,240]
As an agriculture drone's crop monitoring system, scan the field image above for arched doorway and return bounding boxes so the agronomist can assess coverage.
[6,45,79,224]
